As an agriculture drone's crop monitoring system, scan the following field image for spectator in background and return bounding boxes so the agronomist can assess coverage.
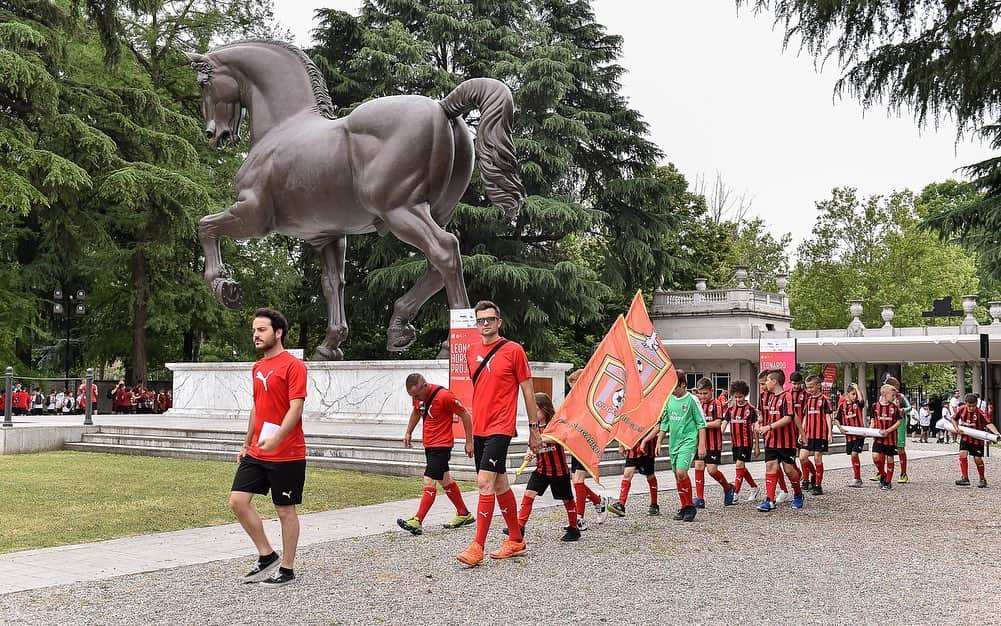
[13,384,30,416]
[113,381,130,414]
[31,387,45,415]
[930,395,944,442]
[918,402,931,443]
[47,390,56,414]
[62,390,74,414]
[156,389,168,413]
[131,385,141,413]
[166,390,173,411]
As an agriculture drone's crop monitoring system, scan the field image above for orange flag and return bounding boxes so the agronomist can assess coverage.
[542,316,640,480]
[612,291,678,447]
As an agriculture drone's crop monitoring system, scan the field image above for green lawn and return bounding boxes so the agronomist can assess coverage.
[0,451,473,554]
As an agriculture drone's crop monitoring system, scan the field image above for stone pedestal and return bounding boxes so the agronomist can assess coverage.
[166,359,572,425]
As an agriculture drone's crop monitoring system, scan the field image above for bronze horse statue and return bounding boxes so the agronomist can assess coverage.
[185,40,525,359]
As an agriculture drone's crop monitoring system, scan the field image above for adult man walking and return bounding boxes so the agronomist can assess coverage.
[457,300,541,566]
[229,308,307,587]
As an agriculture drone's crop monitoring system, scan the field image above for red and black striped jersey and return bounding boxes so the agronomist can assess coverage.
[790,388,807,421]
[724,402,758,448]
[701,398,724,451]
[534,441,569,477]
[757,390,772,415]
[762,391,798,449]
[870,401,902,446]
[803,394,833,440]
[834,398,866,440]
[624,437,658,459]
[953,405,990,444]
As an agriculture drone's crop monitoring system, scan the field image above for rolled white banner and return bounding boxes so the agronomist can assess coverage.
[838,425,883,438]
[935,418,1000,442]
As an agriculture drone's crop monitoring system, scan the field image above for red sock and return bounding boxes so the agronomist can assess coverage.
[563,499,578,527]
[801,458,815,482]
[976,459,986,480]
[583,485,601,504]
[695,468,705,500]
[676,475,693,507]
[573,483,587,518]
[899,450,907,475]
[415,486,436,522]
[733,468,745,494]
[815,464,824,486]
[884,459,895,482]
[709,469,731,491]
[765,472,777,501]
[851,456,861,480]
[496,489,522,542]
[517,494,534,529]
[874,455,885,479]
[443,482,468,516]
[743,467,757,488]
[960,456,969,478]
[619,478,630,505]
[474,493,494,546]
[790,470,803,496]
[647,475,658,506]
[776,471,787,492]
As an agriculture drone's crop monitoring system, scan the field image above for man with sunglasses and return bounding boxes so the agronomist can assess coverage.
[457,300,541,567]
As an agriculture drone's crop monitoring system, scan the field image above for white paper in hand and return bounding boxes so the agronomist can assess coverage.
[258,421,280,444]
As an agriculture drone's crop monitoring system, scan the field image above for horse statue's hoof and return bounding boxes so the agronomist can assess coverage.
[311,345,343,361]
[212,278,242,309]
[386,323,416,352]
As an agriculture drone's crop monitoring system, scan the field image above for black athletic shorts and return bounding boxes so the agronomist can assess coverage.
[961,440,986,457]
[871,442,898,456]
[424,447,452,480]
[806,438,829,453]
[764,447,797,465]
[474,434,511,473]
[625,455,656,476]
[844,439,865,455]
[732,446,753,462]
[231,454,306,506]
[698,449,722,465]
[526,472,573,500]
[570,456,586,474]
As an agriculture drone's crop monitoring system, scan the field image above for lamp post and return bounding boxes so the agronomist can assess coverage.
[52,288,86,383]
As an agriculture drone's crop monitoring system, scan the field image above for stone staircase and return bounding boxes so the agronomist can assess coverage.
[64,425,848,482]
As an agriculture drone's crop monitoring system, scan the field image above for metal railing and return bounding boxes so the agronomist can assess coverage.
[3,366,95,427]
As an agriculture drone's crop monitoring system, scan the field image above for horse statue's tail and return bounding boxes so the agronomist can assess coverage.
[439,78,526,219]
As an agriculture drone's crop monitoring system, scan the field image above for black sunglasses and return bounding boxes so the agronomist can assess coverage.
[475,316,499,325]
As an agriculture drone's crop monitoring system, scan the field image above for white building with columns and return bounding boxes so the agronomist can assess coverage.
[652,272,1001,412]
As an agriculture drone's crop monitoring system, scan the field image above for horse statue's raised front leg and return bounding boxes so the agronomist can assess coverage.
[199,192,268,310]
[313,237,348,360]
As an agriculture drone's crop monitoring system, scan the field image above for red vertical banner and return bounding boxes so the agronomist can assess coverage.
[822,363,838,396]
[759,338,797,391]
[449,308,478,439]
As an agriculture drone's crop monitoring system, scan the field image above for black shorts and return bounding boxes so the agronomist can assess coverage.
[961,440,986,457]
[698,449,722,465]
[844,439,865,454]
[732,446,753,462]
[424,447,451,480]
[625,455,656,476]
[231,454,306,506]
[474,434,511,473]
[764,447,797,465]
[806,438,829,453]
[570,456,586,475]
[526,472,573,500]
[871,442,898,456]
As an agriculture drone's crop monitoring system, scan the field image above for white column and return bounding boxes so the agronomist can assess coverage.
[857,363,867,399]
[972,361,983,397]
[956,362,967,396]
[842,363,852,393]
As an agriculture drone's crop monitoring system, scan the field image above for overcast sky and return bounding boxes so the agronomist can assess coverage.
[271,1,993,257]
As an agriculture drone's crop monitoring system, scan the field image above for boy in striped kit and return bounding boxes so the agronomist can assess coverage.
[869,384,903,491]
[789,372,815,491]
[693,378,736,508]
[833,382,866,487]
[755,369,805,512]
[723,380,760,501]
[757,371,790,503]
[609,436,661,517]
[949,393,1001,488]
[799,375,833,495]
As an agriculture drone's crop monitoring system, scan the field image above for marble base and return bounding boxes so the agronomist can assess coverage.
[166,359,572,425]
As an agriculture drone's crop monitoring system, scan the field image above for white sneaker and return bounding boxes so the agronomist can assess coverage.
[745,486,761,502]
[775,490,790,504]
[593,496,609,524]
[576,517,588,531]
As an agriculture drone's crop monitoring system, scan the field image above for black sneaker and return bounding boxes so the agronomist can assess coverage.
[956,477,971,486]
[502,525,526,537]
[681,505,697,522]
[673,508,685,521]
[260,567,295,588]
[811,485,824,496]
[560,527,581,542]
[242,551,279,583]
[608,501,626,517]
[648,503,660,516]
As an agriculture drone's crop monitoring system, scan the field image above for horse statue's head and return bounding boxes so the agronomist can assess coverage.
[185,51,243,149]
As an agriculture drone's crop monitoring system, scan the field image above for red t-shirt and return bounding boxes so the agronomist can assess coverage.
[835,398,865,440]
[762,391,798,449]
[701,398,723,451]
[724,402,757,448]
[465,339,531,437]
[114,388,131,407]
[247,351,308,462]
[954,405,990,444]
[13,391,31,410]
[870,401,901,447]
[412,384,466,449]
[803,393,833,440]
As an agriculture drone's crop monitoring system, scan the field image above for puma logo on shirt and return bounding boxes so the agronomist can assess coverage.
[255,370,274,392]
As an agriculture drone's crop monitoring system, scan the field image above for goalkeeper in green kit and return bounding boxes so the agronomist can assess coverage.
[642,371,706,522]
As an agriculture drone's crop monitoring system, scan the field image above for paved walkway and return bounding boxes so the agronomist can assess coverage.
[0,442,958,594]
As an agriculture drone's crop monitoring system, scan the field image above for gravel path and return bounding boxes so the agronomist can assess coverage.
[3,453,999,625]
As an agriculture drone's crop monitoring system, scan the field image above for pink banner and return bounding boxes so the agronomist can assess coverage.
[449,309,478,439]
[759,337,796,391]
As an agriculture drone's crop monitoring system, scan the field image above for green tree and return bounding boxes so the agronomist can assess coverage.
[737,1,1001,281]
